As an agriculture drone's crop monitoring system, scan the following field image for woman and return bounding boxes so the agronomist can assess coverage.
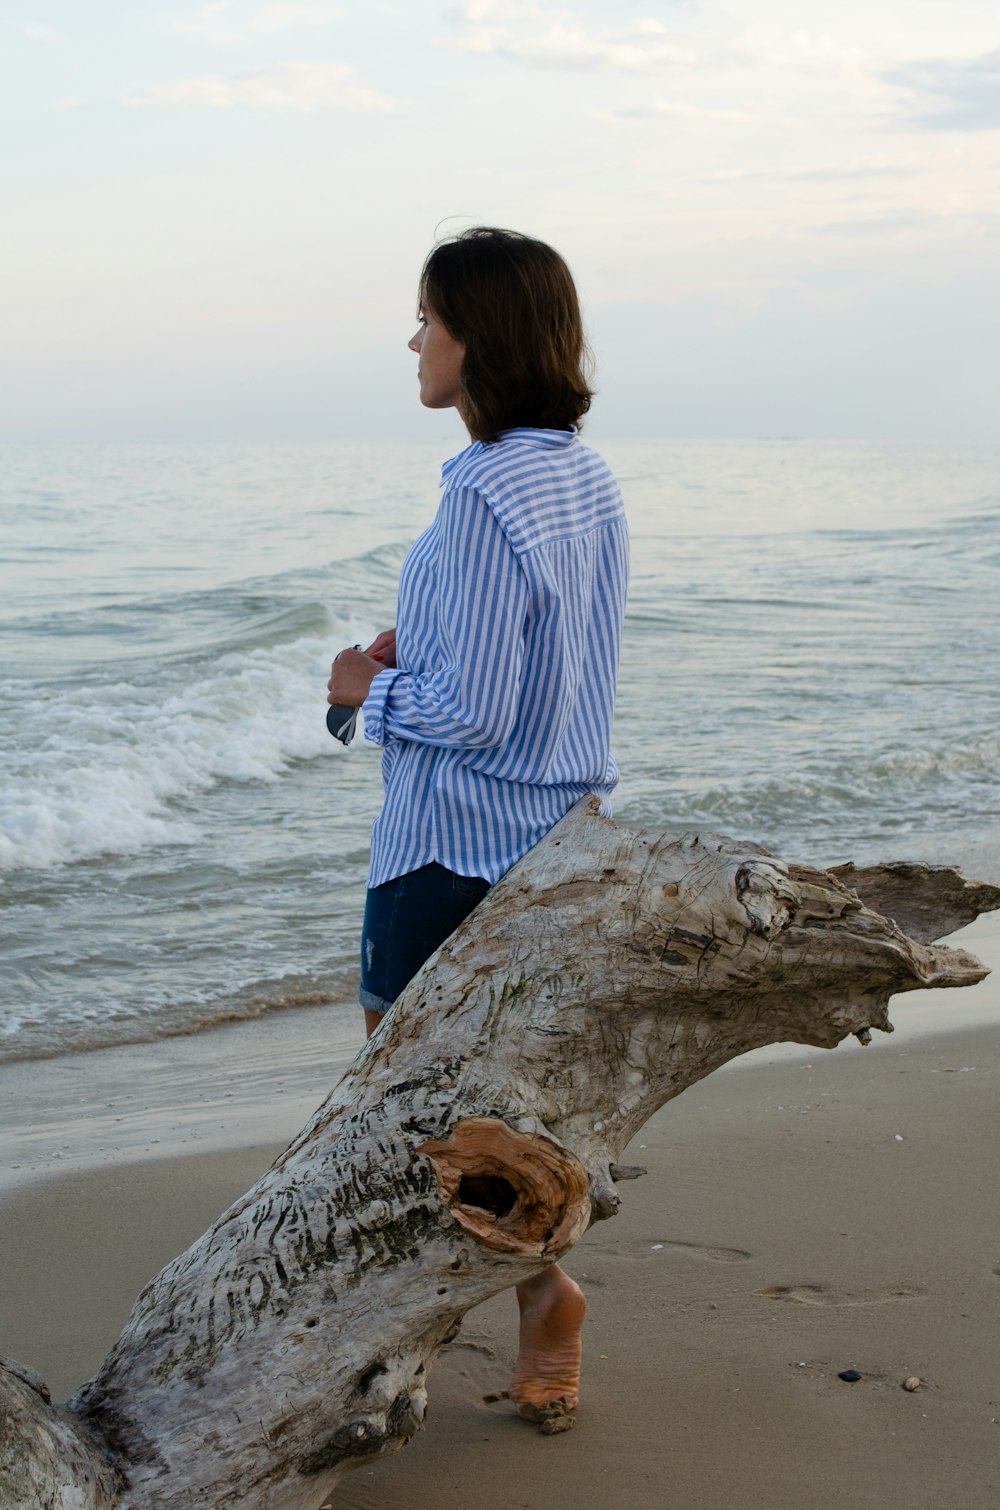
[327,225,628,1421]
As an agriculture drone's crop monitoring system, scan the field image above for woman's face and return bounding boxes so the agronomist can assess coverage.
[408,303,465,413]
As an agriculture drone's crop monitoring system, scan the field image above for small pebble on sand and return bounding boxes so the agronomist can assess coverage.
[902,1376,922,1392]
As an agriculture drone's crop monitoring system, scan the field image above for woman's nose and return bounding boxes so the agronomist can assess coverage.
[408,328,422,353]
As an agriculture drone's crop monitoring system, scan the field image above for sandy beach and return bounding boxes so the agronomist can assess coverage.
[2,912,998,1509]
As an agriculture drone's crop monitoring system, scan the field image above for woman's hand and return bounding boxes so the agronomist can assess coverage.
[327,648,384,708]
[364,628,397,668]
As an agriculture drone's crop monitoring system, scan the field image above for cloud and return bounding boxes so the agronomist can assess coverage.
[813,209,939,237]
[444,1,554,22]
[700,164,917,185]
[618,99,753,124]
[163,2,342,45]
[125,60,394,111]
[445,3,695,71]
[884,49,1000,131]
[24,24,66,43]
[735,30,868,78]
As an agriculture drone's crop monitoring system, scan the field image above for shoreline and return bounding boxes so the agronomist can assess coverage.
[0,999,363,1197]
[2,912,996,1198]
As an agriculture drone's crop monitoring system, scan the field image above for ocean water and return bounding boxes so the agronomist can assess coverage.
[2,439,998,1062]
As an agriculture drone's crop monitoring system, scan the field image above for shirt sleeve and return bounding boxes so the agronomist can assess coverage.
[362,485,529,750]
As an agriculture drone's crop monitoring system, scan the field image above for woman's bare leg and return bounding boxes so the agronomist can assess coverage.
[509,1264,586,1419]
[365,1010,584,1417]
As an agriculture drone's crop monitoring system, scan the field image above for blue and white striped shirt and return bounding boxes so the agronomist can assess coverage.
[362,427,628,887]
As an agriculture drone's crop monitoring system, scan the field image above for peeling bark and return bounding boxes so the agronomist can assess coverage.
[3,803,997,1508]
[828,860,1000,944]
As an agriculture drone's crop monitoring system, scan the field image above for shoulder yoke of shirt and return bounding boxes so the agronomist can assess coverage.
[438,428,623,555]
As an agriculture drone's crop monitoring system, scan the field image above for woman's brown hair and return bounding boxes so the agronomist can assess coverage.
[418,226,594,443]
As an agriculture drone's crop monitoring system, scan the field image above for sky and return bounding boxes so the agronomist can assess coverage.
[3,0,999,442]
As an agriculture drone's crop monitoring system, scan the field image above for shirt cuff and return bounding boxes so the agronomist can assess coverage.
[361,666,404,747]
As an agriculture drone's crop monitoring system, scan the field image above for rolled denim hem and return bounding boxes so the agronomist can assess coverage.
[359,985,393,1017]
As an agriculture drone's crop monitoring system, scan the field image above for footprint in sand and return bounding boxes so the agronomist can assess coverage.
[584,1238,753,1268]
[656,1239,753,1264]
[755,1281,925,1307]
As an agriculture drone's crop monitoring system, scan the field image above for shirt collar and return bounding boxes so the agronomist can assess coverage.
[496,426,578,447]
[440,440,484,484]
[440,427,577,485]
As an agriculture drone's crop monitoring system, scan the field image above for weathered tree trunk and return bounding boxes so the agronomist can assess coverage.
[3,802,997,1508]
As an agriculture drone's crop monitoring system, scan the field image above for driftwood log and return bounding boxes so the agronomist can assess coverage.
[2,801,997,1508]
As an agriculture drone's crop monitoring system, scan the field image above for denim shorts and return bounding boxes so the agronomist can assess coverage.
[359,862,491,1017]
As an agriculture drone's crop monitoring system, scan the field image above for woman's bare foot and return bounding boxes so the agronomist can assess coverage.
[509,1264,586,1421]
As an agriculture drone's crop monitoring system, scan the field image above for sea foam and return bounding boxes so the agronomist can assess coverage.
[0,628,373,872]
